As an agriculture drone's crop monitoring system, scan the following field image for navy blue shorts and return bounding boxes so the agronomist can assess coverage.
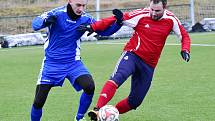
[37,59,90,91]
[110,51,155,108]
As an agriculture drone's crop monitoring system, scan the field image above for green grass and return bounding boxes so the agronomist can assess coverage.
[0,32,215,121]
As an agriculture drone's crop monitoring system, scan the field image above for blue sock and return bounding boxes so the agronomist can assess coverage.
[31,105,42,121]
[76,92,93,120]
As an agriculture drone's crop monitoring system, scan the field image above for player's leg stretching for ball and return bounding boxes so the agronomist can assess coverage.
[88,51,154,120]
[31,62,95,121]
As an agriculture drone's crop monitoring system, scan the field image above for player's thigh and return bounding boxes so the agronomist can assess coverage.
[37,61,67,86]
[110,51,136,86]
[67,61,91,91]
[129,74,151,100]
[128,61,154,107]
[127,74,151,108]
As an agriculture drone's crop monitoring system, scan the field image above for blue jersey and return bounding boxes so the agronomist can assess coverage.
[32,5,95,63]
[32,5,120,63]
[32,5,121,88]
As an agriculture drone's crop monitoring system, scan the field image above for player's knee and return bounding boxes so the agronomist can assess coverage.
[76,74,95,95]
[83,81,95,95]
[82,76,95,95]
[128,97,143,109]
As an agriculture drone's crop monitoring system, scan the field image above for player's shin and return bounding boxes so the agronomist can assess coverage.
[76,92,93,120]
[96,80,118,108]
[115,97,132,114]
[31,105,42,121]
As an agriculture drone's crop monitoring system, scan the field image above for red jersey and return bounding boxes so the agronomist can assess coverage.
[91,8,191,68]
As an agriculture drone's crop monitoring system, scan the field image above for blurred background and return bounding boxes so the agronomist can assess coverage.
[0,1,215,120]
[0,0,215,47]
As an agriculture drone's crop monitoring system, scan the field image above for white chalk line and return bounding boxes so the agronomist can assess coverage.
[0,42,215,52]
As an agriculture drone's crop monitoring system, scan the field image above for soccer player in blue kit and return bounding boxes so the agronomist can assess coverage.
[30,0,122,121]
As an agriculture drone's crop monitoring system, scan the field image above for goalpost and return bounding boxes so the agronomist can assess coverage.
[190,0,195,26]
[96,0,100,21]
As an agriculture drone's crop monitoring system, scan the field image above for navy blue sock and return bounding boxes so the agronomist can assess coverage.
[31,105,42,121]
[76,92,93,120]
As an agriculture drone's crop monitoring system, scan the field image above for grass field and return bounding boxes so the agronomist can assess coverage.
[0,32,215,121]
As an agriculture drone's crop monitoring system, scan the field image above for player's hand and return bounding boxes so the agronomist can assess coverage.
[77,24,94,36]
[181,50,190,62]
[44,15,57,26]
[112,9,123,25]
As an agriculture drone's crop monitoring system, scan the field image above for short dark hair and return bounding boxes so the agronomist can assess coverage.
[150,0,167,8]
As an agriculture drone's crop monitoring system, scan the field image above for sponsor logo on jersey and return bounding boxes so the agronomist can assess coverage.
[41,79,51,82]
[66,19,76,23]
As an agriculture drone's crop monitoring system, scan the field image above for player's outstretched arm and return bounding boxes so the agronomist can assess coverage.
[77,9,124,36]
[95,9,124,36]
[32,12,57,31]
[112,9,124,25]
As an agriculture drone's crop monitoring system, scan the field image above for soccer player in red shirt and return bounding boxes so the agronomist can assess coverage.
[85,0,191,120]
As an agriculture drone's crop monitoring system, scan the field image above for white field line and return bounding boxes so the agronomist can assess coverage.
[95,42,215,47]
[0,42,215,52]
[167,43,215,46]
[0,46,43,52]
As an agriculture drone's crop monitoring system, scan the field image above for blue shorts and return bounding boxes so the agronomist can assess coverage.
[37,59,90,91]
[110,51,154,86]
[110,51,155,108]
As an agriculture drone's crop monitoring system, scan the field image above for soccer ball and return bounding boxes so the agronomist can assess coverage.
[98,105,119,121]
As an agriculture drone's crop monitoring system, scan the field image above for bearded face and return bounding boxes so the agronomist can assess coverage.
[149,1,165,20]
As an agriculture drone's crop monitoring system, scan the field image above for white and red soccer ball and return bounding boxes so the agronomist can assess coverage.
[98,105,119,121]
